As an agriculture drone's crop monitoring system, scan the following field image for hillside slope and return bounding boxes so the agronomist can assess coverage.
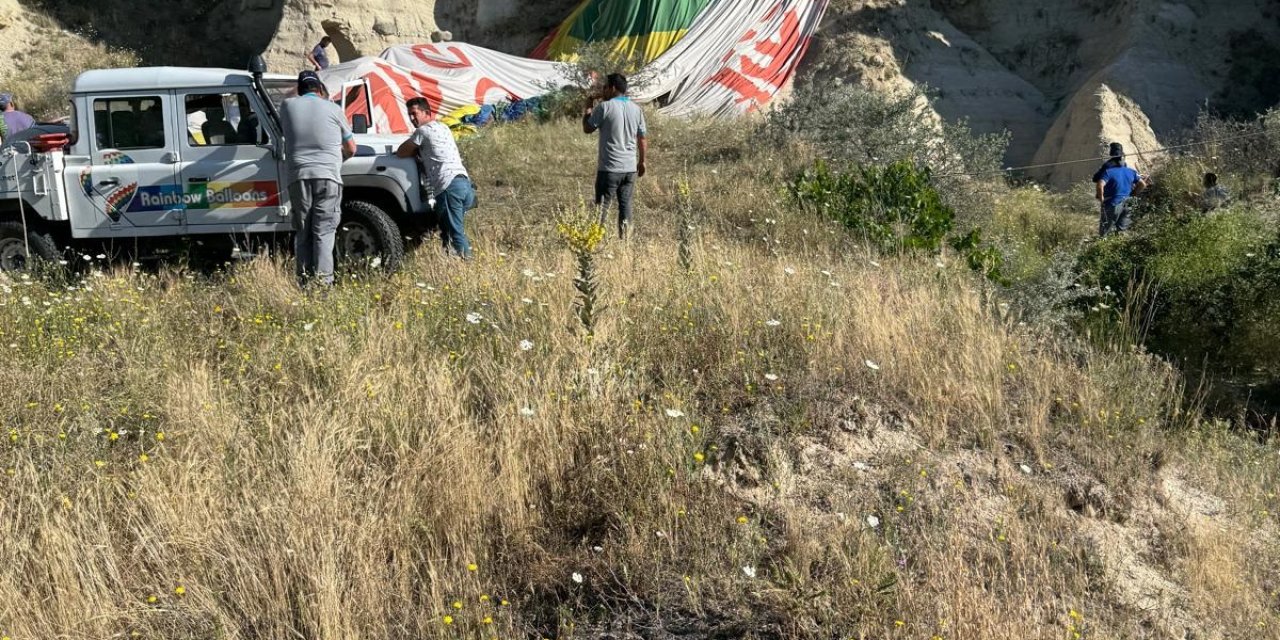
[2,115,1278,639]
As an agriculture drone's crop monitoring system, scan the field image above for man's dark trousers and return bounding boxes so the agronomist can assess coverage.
[595,171,636,238]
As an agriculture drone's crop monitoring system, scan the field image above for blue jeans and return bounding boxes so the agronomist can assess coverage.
[1099,200,1132,236]
[434,176,476,258]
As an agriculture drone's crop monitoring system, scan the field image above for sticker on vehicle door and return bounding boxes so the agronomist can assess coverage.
[85,179,280,217]
[131,182,279,211]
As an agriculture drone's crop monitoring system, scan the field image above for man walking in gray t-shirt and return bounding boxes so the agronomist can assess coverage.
[280,70,355,286]
[583,73,647,239]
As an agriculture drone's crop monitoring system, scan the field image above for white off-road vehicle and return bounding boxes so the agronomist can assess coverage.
[0,59,429,271]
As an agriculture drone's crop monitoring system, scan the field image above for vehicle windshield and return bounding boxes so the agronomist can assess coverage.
[261,79,297,111]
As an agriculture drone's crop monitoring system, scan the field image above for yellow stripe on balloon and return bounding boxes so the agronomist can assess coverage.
[545,29,691,63]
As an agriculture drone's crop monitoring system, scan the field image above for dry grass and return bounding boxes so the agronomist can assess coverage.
[1,115,1278,639]
[0,24,137,121]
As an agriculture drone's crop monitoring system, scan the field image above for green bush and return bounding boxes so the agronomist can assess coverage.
[1076,206,1280,376]
[790,159,1006,281]
[789,159,955,252]
[988,187,1093,283]
[762,81,1011,223]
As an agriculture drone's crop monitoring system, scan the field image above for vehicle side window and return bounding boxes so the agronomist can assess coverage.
[93,96,165,150]
[185,92,264,146]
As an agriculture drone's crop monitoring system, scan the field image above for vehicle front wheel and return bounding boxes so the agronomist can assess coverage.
[337,200,405,271]
[0,221,60,272]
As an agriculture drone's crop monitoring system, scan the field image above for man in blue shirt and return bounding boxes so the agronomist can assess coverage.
[1092,142,1149,236]
[306,36,333,70]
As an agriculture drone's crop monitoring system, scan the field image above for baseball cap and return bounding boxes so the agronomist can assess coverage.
[297,70,325,93]
[0,93,11,108]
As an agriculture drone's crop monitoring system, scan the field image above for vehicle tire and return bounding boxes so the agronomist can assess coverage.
[337,200,405,271]
[0,221,60,272]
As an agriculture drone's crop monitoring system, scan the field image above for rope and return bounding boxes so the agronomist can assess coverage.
[932,129,1273,179]
[8,147,31,260]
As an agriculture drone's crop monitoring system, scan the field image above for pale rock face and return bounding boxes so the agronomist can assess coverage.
[264,0,445,71]
[810,0,1280,185]
[1031,83,1163,188]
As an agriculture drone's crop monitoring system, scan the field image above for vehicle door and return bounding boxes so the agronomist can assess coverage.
[175,88,288,228]
[68,93,184,234]
[339,79,374,133]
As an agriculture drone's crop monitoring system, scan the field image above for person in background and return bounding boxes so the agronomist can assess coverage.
[1093,141,1149,236]
[306,36,333,71]
[280,70,356,286]
[583,73,647,239]
[1,93,36,137]
[396,96,476,258]
[1200,172,1230,212]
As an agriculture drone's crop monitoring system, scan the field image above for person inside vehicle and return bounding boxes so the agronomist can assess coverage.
[201,105,237,146]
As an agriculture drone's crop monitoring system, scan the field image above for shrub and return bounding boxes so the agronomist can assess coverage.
[988,187,1094,283]
[790,159,1006,281]
[790,159,955,252]
[1168,110,1280,198]
[1076,206,1280,378]
[542,40,656,119]
[762,80,1011,221]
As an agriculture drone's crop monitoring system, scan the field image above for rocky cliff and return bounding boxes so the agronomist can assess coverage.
[10,0,577,71]
[4,0,1279,186]
[806,0,1280,185]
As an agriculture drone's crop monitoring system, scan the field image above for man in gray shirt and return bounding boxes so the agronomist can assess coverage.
[583,73,647,239]
[280,70,355,286]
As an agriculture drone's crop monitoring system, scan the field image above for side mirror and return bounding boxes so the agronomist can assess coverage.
[351,114,369,135]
